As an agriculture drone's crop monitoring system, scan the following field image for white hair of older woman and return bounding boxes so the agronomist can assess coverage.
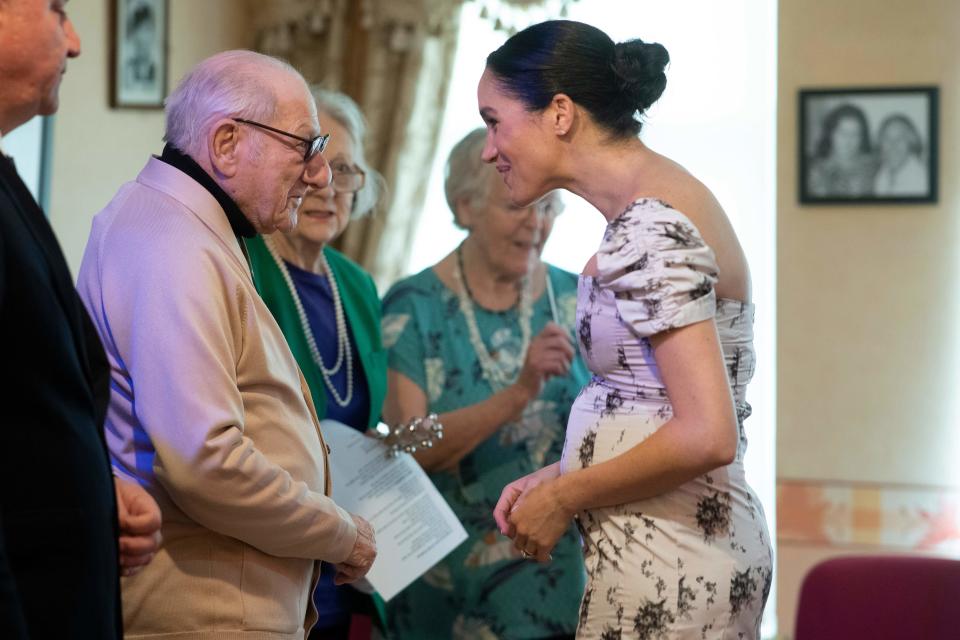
[311,86,385,218]
[444,128,563,229]
[163,50,302,159]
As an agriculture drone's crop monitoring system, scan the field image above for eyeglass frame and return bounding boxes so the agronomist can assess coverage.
[328,160,366,194]
[233,118,329,162]
[490,195,562,219]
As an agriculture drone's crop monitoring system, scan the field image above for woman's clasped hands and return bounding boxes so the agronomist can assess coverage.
[493,462,576,564]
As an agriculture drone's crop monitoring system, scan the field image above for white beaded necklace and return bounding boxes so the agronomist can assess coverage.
[264,237,354,407]
[452,242,543,392]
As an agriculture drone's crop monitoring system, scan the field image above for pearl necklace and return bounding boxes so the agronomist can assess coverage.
[452,243,536,392]
[263,237,354,407]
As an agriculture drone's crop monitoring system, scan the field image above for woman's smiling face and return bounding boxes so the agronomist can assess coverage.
[292,113,356,247]
[477,68,559,209]
[460,170,557,281]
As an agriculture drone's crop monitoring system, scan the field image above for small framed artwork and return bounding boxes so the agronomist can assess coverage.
[110,0,168,108]
[799,86,938,204]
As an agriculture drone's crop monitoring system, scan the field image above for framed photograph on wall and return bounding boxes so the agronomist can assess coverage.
[799,86,938,204]
[110,0,168,108]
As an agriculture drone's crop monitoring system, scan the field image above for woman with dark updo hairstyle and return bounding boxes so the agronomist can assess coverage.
[484,20,772,638]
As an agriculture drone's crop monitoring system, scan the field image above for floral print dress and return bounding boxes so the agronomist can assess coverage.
[562,199,773,639]
[382,265,588,639]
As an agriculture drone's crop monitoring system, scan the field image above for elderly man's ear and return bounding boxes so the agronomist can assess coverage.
[208,119,243,177]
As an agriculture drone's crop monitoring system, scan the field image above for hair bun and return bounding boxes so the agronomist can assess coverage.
[612,39,670,113]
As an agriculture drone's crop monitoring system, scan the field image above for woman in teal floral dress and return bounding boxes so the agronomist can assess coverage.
[381,129,587,639]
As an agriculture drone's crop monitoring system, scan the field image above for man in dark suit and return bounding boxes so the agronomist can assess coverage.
[0,1,162,636]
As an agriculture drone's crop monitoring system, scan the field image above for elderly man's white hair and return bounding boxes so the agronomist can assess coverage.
[164,50,305,159]
[444,128,564,229]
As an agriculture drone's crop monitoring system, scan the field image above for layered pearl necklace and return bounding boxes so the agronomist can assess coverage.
[452,242,545,392]
[263,237,353,407]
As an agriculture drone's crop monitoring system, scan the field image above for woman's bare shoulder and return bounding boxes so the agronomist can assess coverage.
[653,163,725,223]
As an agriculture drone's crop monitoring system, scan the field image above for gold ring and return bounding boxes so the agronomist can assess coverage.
[521,550,533,559]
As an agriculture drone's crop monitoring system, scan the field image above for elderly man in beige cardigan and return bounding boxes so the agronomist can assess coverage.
[76,50,376,639]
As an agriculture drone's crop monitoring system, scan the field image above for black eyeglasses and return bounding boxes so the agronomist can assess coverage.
[234,118,329,162]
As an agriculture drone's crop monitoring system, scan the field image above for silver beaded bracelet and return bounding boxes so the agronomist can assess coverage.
[371,413,444,458]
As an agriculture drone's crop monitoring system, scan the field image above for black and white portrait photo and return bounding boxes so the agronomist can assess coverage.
[111,0,168,108]
[799,87,938,204]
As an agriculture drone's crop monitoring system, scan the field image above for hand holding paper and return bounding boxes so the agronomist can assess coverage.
[323,419,467,600]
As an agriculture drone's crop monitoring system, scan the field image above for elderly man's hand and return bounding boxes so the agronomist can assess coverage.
[114,476,163,577]
[333,514,377,585]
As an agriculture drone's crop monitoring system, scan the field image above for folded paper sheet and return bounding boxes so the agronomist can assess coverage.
[322,419,468,601]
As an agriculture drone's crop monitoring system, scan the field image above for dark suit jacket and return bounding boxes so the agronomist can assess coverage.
[0,154,121,638]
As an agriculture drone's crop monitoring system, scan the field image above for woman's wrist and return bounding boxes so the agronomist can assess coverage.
[552,470,583,517]
[503,382,535,420]
[536,461,561,481]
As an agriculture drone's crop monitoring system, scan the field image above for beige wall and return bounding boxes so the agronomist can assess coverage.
[779,0,960,486]
[777,0,960,635]
[49,1,252,275]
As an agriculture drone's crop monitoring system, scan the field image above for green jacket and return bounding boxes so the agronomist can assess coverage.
[246,236,387,431]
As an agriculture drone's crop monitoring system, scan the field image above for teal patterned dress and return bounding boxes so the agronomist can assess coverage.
[381,264,588,640]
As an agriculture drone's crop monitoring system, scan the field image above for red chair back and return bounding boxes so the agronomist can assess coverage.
[795,555,960,639]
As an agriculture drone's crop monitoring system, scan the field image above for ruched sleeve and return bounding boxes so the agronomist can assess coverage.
[596,198,719,338]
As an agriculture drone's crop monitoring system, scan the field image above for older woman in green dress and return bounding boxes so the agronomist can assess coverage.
[381,128,587,639]
[246,87,387,640]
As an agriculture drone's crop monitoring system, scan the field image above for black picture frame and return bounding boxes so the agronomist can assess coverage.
[110,0,169,109]
[799,86,938,205]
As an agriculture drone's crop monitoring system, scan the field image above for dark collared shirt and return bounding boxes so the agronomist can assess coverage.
[158,143,256,262]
